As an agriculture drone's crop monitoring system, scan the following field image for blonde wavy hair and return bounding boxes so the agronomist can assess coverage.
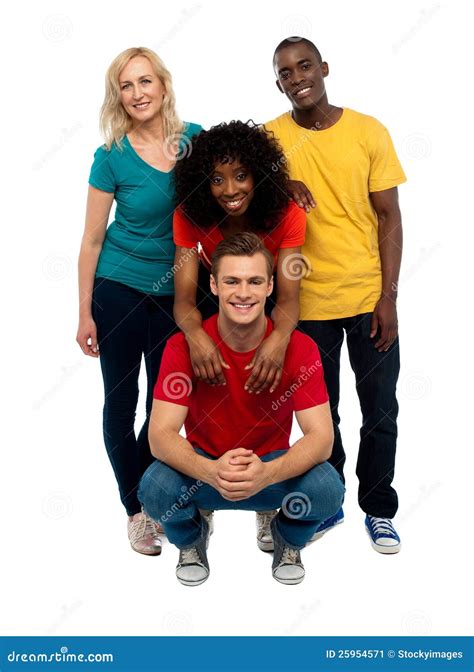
[100,47,183,150]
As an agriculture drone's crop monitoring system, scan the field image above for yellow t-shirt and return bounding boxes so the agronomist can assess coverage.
[264,108,407,320]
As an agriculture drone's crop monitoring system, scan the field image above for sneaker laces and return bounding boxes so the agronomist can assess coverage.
[129,512,160,544]
[128,513,147,544]
[258,511,276,532]
[280,546,300,565]
[144,514,162,538]
[370,516,397,537]
[180,547,201,565]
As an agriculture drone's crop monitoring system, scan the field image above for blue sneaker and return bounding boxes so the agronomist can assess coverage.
[365,515,401,554]
[309,507,344,542]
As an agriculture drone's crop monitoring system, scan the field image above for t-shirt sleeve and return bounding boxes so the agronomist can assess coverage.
[290,336,329,411]
[88,146,116,193]
[153,336,195,407]
[367,122,407,193]
[279,202,307,248]
[173,208,199,249]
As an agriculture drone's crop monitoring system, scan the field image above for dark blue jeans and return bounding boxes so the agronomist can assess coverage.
[92,278,177,515]
[298,313,400,518]
[138,449,345,550]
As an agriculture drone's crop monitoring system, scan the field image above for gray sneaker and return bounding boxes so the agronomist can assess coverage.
[175,517,210,587]
[256,510,278,552]
[200,509,214,536]
[271,518,305,585]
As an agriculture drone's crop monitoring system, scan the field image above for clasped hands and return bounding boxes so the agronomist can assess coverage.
[207,448,271,501]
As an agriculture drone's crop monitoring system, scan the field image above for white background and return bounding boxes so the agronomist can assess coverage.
[1,0,473,637]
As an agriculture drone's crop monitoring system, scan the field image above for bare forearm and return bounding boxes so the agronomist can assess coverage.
[78,241,102,318]
[265,430,333,485]
[378,214,403,301]
[173,299,203,339]
[150,427,215,485]
[271,296,299,340]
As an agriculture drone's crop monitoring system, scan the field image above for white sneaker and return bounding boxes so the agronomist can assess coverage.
[256,510,278,551]
[128,511,162,556]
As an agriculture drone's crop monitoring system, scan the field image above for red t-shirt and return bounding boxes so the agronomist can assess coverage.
[153,315,328,457]
[173,201,306,269]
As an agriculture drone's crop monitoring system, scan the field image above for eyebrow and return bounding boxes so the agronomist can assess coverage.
[278,58,312,73]
[119,74,153,83]
[222,275,266,281]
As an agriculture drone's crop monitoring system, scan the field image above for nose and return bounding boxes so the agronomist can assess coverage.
[132,85,144,100]
[222,179,239,198]
[235,282,252,299]
[290,74,304,87]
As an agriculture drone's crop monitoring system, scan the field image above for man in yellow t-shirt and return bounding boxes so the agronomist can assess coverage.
[263,37,406,555]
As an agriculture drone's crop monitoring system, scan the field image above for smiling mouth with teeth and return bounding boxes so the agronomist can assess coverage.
[134,102,150,109]
[231,303,255,310]
[295,87,312,97]
[223,198,245,209]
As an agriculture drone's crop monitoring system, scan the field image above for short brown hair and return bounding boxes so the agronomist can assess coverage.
[211,232,274,279]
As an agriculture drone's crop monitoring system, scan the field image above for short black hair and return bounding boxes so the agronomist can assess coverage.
[174,120,290,232]
[273,37,323,65]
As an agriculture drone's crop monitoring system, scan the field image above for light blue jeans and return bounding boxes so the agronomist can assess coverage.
[138,449,345,550]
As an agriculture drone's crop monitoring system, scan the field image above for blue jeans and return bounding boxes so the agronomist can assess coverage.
[298,313,400,518]
[92,278,177,516]
[138,449,345,550]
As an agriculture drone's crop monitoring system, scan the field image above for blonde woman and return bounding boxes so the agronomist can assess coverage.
[76,47,202,555]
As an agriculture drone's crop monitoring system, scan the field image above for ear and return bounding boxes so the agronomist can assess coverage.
[276,79,284,94]
[321,62,329,78]
[266,276,274,296]
[210,274,218,296]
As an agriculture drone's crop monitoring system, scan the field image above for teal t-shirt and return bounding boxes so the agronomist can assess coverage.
[88,122,202,295]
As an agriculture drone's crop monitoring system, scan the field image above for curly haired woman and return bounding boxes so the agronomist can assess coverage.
[173,120,308,395]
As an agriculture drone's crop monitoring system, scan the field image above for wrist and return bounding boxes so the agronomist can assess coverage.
[379,291,397,304]
[264,457,283,486]
[270,327,291,345]
[184,324,205,342]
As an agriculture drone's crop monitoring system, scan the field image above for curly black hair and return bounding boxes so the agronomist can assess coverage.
[174,120,291,232]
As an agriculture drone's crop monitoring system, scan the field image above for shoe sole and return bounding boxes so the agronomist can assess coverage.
[272,572,305,585]
[257,539,274,552]
[130,545,162,556]
[309,517,344,542]
[365,527,401,554]
[176,575,209,587]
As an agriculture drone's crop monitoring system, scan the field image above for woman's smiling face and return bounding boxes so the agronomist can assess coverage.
[118,56,166,124]
[210,159,255,217]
